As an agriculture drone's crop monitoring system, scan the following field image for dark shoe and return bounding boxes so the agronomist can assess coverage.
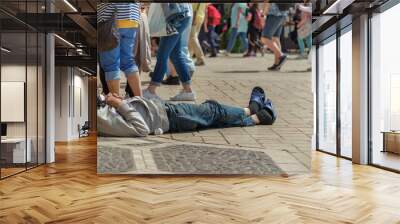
[263,98,277,123]
[161,76,180,85]
[195,60,205,66]
[149,71,154,78]
[256,109,275,125]
[243,52,251,57]
[243,52,256,57]
[268,64,280,71]
[209,53,217,58]
[248,87,265,114]
[276,54,288,68]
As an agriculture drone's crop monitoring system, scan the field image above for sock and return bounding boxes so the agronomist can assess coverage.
[249,101,261,114]
[256,109,274,125]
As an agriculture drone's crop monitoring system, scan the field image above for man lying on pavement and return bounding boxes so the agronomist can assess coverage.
[97,87,276,137]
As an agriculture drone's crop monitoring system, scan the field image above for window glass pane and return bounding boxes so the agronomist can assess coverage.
[1,31,28,177]
[27,31,38,169]
[318,38,337,154]
[38,32,45,165]
[371,4,400,171]
[340,30,352,158]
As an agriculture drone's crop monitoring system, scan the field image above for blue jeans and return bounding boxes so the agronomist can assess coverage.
[166,100,255,132]
[207,25,218,55]
[167,15,195,77]
[297,34,312,55]
[151,17,192,86]
[99,28,139,81]
[226,27,248,53]
[262,15,285,39]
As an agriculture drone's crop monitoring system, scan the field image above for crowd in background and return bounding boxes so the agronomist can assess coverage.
[97,2,312,102]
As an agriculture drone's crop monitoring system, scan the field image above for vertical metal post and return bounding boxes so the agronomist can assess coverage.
[336,24,341,157]
[315,45,320,150]
[46,0,56,163]
[352,14,369,164]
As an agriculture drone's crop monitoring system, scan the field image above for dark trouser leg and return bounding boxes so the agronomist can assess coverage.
[207,25,218,55]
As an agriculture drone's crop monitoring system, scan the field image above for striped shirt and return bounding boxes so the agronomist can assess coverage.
[97,3,141,23]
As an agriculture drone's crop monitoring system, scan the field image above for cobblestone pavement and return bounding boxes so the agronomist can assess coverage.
[100,53,313,175]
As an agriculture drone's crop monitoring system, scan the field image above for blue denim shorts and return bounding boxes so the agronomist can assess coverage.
[98,28,139,81]
[262,15,285,39]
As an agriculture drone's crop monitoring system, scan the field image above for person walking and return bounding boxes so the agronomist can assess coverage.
[189,3,207,66]
[98,3,143,97]
[261,3,289,71]
[244,3,264,57]
[203,3,222,57]
[162,5,196,86]
[296,3,312,58]
[223,3,249,55]
[144,3,196,101]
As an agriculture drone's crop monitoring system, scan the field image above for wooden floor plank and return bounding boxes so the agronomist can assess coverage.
[0,135,400,224]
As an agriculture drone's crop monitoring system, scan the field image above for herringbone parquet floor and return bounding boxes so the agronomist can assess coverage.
[1,135,400,224]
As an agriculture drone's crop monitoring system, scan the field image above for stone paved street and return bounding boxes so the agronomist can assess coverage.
[101,53,313,175]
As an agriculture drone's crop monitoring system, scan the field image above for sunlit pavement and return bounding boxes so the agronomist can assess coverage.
[118,53,313,174]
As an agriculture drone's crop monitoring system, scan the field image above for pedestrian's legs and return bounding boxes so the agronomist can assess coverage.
[297,37,305,56]
[262,37,283,64]
[119,28,142,97]
[181,16,196,73]
[305,34,312,52]
[149,34,181,87]
[207,25,218,56]
[98,42,121,95]
[238,32,248,53]
[261,15,285,64]
[169,33,192,91]
[226,27,238,53]
[247,28,258,54]
[189,23,205,63]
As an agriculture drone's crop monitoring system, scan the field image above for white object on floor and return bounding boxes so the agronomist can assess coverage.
[143,89,162,101]
[170,91,196,101]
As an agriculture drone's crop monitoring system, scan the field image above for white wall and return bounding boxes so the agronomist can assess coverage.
[54,67,89,141]
[1,63,46,163]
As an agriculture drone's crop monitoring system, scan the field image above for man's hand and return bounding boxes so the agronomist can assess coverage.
[106,93,123,108]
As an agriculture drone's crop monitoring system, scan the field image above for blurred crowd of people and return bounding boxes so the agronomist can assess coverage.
[97,2,312,102]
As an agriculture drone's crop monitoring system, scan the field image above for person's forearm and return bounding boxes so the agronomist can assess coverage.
[117,101,150,136]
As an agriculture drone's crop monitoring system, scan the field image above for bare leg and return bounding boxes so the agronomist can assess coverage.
[261,37,283,64]
[272,37,281,51]
[182,83,193,93]
[126,72,142,97]
[107,80,120,96]
[147,84,157,94]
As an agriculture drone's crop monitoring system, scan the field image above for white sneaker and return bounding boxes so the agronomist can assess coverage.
[143,89,162,101]
[170,91,196,101]
[219,50,229,56]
